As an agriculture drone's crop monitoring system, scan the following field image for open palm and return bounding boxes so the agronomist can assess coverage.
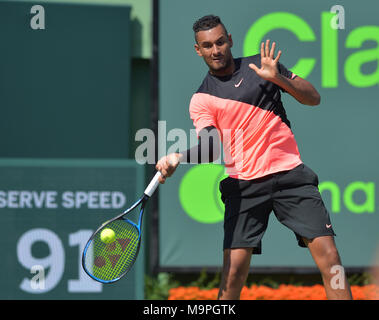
[249,39,282,81]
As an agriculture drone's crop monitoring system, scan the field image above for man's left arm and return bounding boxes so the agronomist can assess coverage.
[271,75,321,106]
[249,39,321,106]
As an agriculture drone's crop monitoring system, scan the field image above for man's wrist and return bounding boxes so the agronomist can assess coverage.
[270,73,286,86]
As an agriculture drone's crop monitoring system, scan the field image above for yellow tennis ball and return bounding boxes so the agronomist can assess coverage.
[100,228,116,244]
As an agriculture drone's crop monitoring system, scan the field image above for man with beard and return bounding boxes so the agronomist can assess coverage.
[156,15,352,300]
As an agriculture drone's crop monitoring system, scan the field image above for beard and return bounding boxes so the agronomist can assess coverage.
[207,52,234,76]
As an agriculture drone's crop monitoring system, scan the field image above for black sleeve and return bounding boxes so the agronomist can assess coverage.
[180,126,221,163]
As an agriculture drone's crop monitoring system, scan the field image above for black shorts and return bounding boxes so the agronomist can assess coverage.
[220,163,336,254]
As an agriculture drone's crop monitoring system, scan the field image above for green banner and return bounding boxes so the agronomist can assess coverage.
[159,0,379,269]
[0,159,145,299]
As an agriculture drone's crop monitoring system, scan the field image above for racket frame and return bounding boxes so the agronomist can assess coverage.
[82,195,149,283]
[81,172,161,283]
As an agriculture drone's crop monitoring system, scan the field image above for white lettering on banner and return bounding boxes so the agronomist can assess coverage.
[18,228,103,294]
[0,190,126,209]
[61,191,125,209]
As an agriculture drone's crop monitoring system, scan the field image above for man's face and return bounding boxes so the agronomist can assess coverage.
[194,24,233,76]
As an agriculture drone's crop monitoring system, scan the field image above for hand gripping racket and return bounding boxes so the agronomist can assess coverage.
[82,171,161,283]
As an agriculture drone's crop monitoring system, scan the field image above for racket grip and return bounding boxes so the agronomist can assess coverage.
[144,171,162,197]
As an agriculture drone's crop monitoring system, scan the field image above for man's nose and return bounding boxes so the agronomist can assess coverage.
[212,44,221,55]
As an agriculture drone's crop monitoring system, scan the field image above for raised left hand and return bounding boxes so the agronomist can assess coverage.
[249,39,282,82]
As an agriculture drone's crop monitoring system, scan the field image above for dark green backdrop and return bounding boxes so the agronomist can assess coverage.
[0,1,131,158]
[0,1,150,299]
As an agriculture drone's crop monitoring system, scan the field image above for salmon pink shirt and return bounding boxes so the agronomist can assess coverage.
[189,55,303,180]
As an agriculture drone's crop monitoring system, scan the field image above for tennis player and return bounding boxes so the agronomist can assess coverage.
[156,15,352,300]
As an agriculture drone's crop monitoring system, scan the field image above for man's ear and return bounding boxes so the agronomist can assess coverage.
[228,33,233,48]
[194,43,203,57]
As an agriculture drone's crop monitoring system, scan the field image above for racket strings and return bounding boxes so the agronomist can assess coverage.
[84,219,140,281]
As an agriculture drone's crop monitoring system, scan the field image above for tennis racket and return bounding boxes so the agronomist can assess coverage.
[82,171,161,283]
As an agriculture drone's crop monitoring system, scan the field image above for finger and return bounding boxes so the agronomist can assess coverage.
[160,167,168,178]
[158,176,166,184]
[248,63,259,73]
[265,39,270,57]
[164,158,173,175]
[274,50,282,63]
[260,41,265,57]
[270,42,276,59]
[165,156,172,167]
[156,156,166,171]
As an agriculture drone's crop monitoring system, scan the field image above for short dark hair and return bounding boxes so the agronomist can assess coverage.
[193,15,228,42]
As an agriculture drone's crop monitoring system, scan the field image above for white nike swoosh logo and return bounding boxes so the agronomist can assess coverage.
[234,78,243,87]
[326,224,332,229]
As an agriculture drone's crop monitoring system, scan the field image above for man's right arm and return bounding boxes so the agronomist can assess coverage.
[180,126,221,163]
[155,125,221,183]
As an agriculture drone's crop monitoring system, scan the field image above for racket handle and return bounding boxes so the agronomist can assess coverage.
[144,171,162,197]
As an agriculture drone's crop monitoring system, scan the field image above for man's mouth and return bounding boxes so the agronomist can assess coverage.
[213,57,224,63]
